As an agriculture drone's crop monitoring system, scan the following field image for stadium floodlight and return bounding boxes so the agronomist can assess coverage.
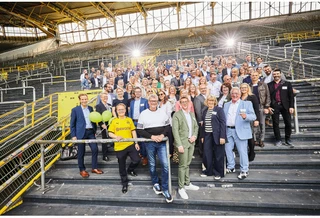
[132,49,141,57]
[226,38,235,47]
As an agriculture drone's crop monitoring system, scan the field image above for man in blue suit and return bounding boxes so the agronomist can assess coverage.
[70,93,104,178]
[223,87,256,180]
[129,87,149,165]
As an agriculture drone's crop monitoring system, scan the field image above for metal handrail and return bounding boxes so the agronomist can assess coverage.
[22,76,65,87]
[0,101,27,126]
[0,86,36,102]
[35,137,172,194]
[42,79,79,98]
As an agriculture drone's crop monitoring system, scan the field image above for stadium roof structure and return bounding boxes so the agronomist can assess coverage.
[0,2,193,34]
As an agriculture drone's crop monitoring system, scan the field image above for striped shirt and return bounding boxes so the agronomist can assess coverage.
[205,110,213,133]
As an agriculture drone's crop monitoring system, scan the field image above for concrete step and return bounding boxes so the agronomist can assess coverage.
[14,183,320,215]
[6,202,292,216]
[52,151,320,170]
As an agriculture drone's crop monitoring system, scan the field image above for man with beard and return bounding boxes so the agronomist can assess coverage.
[268,69,294,148]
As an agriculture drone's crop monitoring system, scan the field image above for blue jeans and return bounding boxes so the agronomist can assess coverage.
[145,141,169,191]
[225,128,249,172]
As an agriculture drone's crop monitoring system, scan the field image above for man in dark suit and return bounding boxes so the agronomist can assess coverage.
[96,92,112,162]
[268,68,294,148]
[221,60,233,81]
[171,70,184,95]
[114,69,125,90]
[124,65,135,85]
[90,73,101,89]
[128,87,149,166]
[193,84,208,157]
[70,93,103,178]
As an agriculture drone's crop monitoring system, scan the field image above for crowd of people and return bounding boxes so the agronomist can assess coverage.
[73,54,295,202]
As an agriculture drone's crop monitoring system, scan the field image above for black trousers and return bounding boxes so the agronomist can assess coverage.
[116,144,140,186]
[272,103,292,141]
[101,128,109,158]
[203,132,225,177]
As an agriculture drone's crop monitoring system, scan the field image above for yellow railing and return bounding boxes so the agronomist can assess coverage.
[0,95,97,214]
[276,30,320,43]
[0,62,48,74]
[0,93,58,144]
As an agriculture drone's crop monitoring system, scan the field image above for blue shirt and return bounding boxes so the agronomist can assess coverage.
[81,106,93,129]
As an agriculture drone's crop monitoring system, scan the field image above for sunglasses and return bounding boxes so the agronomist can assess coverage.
[159,93,165,96]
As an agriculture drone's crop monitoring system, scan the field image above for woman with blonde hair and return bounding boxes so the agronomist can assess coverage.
[141,78,150,98]
[200,95,226,179]
[189,84,199,104]
[183,77,192,91]
[240,83,260,162]
[231,68,243,88]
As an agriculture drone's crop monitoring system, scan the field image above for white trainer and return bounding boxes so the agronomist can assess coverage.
[178,188,189,199]
[184,182,199,191]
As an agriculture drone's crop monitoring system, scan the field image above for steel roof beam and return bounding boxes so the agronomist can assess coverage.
[90,2,116,23]
[0,5,55,36]
[43,2,86,26]
[135,2,147,19]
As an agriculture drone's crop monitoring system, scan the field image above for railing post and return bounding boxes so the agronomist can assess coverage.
[0,90,3,102]
[166,139,172,195]
[294,90,300,134]
[22,81,26,95]
[40,144,46,192]
[298,48,305,78]
[24,103,27,127]
[31,102,35,127]
[64,76,67,91]
[33,87,36,102]
[43,84,45,98]
[49,95,52,116]
[284,47,287,59]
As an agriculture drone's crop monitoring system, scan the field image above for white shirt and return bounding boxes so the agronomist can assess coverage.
[106,67,112,72]
[94,77,99,87]
[218,95,227,108]
[208,80,222,98]
[163,75,173,82]
[81,106,93,129]
[226,100,240,126]
[137,109,170,129]
[133,98,141,120]
[227,68,232,76]
[263,74,273,84]
[182,109,192,138]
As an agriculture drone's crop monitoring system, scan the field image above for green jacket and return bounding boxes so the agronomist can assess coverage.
[172,110,199,148]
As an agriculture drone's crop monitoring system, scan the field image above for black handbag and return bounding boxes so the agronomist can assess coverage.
[60,145,78,161]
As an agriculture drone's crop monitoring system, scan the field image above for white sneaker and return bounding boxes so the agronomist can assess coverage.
[184,182,199,191]
[178,188,189,199]
[214,176,221,180]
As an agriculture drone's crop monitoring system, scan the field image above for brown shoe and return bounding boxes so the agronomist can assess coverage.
[259,141,265,148]
[91,169,103,174]
[80,170,89,178]
[142,157,148,166]
[265,119,273,127]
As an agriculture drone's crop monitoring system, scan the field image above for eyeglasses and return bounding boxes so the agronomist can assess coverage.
[180,101,188,104]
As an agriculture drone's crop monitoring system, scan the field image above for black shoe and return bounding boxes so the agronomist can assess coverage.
[122,185,128,194]
[128,170,137,177]
[285,139,294,148]
[102,156,110,162]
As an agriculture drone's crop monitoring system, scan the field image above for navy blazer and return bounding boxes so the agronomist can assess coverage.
[70,106,97,139]
[129,98,149,120]
[95,102,112,127]
[201,106,227,145]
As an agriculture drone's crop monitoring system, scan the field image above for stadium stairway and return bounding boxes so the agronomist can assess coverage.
[5,81,320,215]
